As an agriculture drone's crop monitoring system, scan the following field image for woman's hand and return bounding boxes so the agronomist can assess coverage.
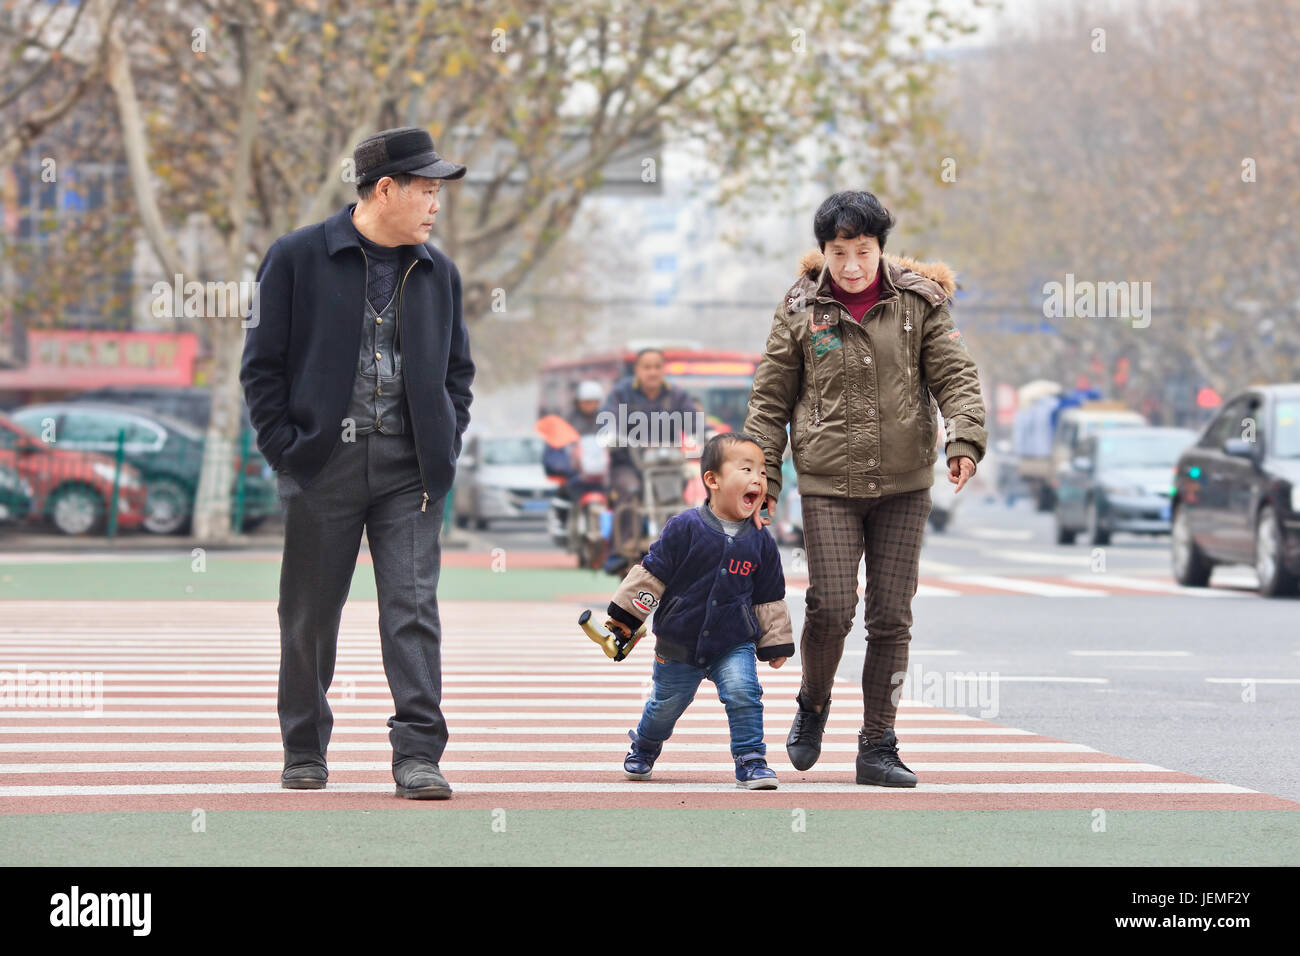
[947,456,976,493]
[753,494,778,529]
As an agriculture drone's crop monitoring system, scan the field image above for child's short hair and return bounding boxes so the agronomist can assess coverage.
[700,431,763,502]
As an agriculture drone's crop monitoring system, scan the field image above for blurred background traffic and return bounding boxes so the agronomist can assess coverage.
[1,0,1296,598]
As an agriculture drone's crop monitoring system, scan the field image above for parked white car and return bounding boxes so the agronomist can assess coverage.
[452,433,556,530]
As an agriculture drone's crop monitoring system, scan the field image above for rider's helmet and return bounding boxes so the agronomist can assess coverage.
[576,380,604,403]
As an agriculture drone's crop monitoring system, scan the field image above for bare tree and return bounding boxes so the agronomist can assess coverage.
[916,0,1300,421]
[42,0,974,539]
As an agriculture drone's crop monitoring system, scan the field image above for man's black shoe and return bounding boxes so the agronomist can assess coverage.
[785,693,831,771]
[855,728,918,788]
[281,760,328,790]
[393,758,453,800]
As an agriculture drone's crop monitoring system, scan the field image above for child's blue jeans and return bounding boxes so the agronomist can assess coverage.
[635,641,765,758]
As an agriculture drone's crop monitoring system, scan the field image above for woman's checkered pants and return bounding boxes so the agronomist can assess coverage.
[797,488,932,739]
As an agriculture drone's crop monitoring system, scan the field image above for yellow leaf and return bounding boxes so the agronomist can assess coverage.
[322,21,337,41]
[445,53,462,77]
[408,70,426,85]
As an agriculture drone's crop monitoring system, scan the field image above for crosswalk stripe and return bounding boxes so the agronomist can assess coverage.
[0,598,1284,812]
[0,741,1101,753]
[0,782,1257,796]
[0,761,1175,774]
[0,725,1036,736]
[0,710,980,721]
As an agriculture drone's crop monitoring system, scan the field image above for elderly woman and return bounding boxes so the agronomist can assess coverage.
[743,190,987,787]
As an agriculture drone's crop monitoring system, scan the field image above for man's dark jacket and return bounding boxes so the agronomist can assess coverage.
[240,203,474,503]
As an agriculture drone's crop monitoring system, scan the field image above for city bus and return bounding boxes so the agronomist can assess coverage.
[538,346,761,448]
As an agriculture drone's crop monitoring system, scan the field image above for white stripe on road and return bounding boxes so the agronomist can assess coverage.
[1064,573,1247,597]
[37,688,816,697]
[918,558,970,574]
[0,673,810,684]
[945,576,1106,597]
[0,741,1101,753]
[1068,650,1191,657]
[0,781,1254,796]
[0,725,1036,736]
[915,584,963,597]
[985,549,1096,567]
[0,710,979,722]
[1205,678,1300,685]
[0,761,1177,774]
[966,529,1035,541]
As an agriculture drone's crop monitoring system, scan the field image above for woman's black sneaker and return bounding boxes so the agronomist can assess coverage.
[855,729,917,787]
[785,694,831,771]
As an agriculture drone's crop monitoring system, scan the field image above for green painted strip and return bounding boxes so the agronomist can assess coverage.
[0,561,610,602]
[3,810,1298,866]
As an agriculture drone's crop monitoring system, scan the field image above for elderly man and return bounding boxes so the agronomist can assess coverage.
[241,126,474,799]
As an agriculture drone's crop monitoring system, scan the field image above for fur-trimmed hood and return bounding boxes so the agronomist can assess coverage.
[795,248,956,306]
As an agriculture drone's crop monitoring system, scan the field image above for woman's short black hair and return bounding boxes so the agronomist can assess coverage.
[813,190,896,251]
[634,347,664,366]
[700,431,763,502]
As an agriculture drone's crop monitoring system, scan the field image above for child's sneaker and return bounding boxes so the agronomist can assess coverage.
[624,729,662,780]
[734,752,779,790]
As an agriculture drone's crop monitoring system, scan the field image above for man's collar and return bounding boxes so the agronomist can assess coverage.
[325,203,433,263]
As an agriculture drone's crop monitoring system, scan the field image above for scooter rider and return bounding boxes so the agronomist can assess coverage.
[543,380,606,503]
[599,348,703,574]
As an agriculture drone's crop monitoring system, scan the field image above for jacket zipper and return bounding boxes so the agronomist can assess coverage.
[808,306,822,426]
[903,306,914,409]
[393,256,431,512]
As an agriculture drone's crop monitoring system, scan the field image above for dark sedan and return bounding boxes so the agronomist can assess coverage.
[1171,383,1300,597]
[1055,427,1196,545]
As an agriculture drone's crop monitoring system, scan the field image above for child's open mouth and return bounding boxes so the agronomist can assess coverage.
[742,491,759,509]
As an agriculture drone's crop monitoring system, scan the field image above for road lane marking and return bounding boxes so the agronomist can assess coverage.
[1064,574,1248,597]
[0,725,1038,736]
[965,529,1035,541]
[986,549,1097,567]
[1205,678,1300,685]
[944,576,1105,597]
[1069,650,1191,657]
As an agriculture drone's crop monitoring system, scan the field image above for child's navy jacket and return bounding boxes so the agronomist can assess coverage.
[631,503,786,666]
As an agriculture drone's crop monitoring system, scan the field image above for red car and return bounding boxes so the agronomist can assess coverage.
[0,413,147,535]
